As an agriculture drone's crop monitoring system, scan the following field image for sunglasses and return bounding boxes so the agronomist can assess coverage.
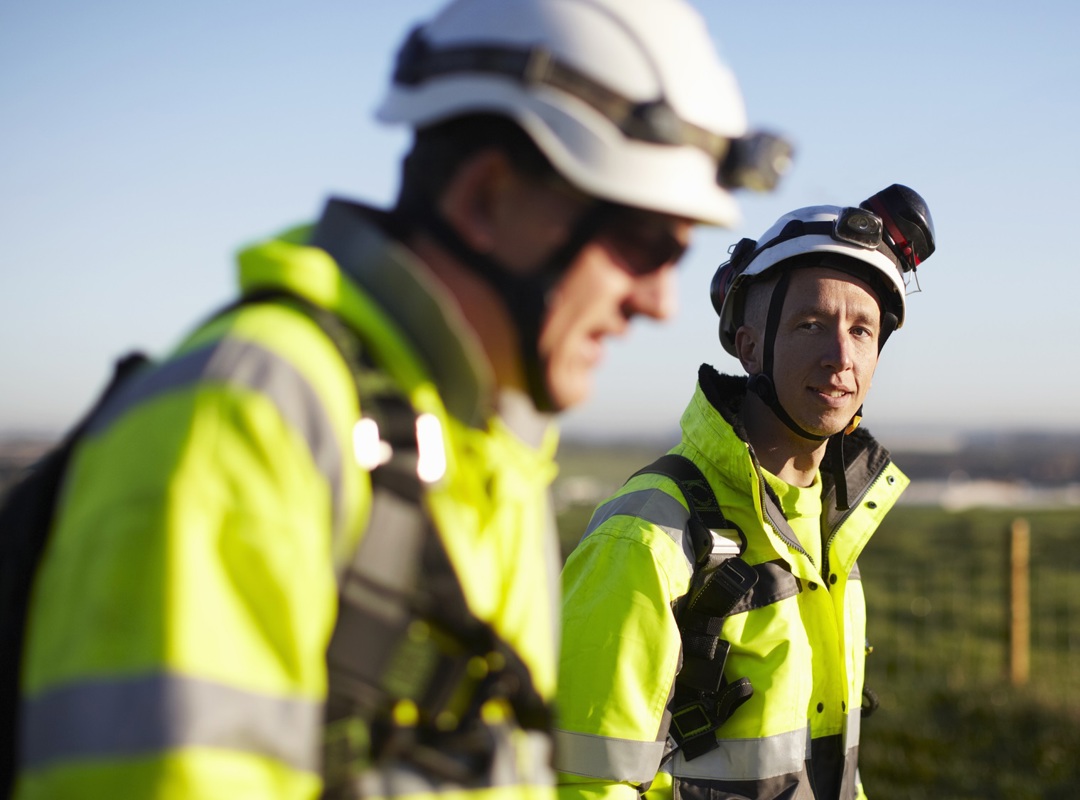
[596,207,689,275]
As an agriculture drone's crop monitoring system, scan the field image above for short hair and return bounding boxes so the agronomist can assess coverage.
[395,114,559,215]
[736,272,780,334]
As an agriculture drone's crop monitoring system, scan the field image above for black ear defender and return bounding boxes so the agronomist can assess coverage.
[860,184,936,272]
[710,236,757,317]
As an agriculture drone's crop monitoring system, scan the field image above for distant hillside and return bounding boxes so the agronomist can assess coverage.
[5,429,1080,502]
[887,431,1080,485]
[559,429,1080,487]
[0,437,53,497]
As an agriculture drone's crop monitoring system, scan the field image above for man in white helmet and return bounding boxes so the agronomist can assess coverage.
[9,1,788,798]
[556,185,935,800]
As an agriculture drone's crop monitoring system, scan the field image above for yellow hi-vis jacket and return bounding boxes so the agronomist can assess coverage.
[555,367,908,800]
[16,199,560,800]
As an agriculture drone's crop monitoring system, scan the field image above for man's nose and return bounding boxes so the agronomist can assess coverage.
[821,330,855,370]
[628,265,678,321]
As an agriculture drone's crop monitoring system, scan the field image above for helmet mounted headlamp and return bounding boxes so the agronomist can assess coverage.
[709,185,937,443]
[380,0,786,411]
[833,206,884,250]
[390,28,793,194]
[711,184,936,334]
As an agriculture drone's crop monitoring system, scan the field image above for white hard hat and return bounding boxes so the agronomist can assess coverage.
[711,190,937,356]
[377,0,775,227]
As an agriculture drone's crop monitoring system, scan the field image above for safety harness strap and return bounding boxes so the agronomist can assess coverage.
[301,302,552,789]
[325,447,552,786]
[402,196,610,412]
[197,287,555,786]
[203,287,555,785]
[631,454,756,761]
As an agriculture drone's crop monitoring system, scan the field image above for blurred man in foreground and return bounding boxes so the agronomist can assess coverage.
[10,1,789,798]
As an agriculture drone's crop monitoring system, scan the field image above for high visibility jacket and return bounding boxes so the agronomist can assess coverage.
[555,366,908,800]
[16,199,561,799]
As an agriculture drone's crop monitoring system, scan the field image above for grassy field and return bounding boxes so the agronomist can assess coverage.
[855,506,1080,799]
[553,449,1080,799]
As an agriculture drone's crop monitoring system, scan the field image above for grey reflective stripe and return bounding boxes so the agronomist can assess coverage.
[587,491,800,616]
[844,706,862,751]
[669,726,810,781]
[501,729,555,787]
[543,500,562,657]
[87,337,347,539]
[354,727,554,794]
[585,489,695,567]
[553,728,665,784]
[21,672,321,773]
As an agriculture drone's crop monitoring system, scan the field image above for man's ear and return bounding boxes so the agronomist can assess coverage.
[734,324,763,375]
[438,148,516,254]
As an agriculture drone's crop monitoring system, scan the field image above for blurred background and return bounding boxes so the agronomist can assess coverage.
[3,0,1079,440]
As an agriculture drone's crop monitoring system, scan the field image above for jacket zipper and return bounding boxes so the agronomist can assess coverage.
[747,445,814,568]
[821,461,891,581]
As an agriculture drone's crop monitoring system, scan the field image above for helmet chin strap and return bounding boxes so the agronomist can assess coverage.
[747,270,829,442]
[748,270,901,511]
[406,199,611,412]
[748,268,900,442]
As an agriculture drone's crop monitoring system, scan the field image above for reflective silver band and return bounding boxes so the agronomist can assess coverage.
[586,489,800,614]
[845,706,862,751]
[553,728,665,784]
[669,726,810,782]
[585,488,695,568]
[354,727,554,794]
[87,337,347,539]
[21,672,322,773]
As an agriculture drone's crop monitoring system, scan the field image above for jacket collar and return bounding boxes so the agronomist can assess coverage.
[693,363,895,510]
[307,197,495,429]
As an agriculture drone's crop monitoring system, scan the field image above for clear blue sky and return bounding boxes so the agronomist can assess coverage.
[3,1,1078,443]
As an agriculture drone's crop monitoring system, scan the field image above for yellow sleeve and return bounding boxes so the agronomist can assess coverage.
[17,333,352,799]
[555,506,690,800]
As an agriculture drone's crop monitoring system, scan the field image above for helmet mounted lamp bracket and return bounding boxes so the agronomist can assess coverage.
[391,28,792,193]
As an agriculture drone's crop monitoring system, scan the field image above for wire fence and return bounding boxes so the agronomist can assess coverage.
[860,510,1080,716]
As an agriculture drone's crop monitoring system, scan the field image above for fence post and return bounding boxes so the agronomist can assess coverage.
[1008,517,1031,687]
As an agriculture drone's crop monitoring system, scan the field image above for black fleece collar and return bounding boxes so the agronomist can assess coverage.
[696,363,895,524]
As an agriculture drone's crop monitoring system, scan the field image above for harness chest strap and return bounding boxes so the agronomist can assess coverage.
[630,454,757,761]
[313,305,551,789]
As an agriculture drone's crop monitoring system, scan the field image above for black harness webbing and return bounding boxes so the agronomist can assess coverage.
[631,454,756,761]
[322,355,551,787]
[212,292,551,786]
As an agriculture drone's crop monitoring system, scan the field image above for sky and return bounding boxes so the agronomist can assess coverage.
[3,0,1079,444]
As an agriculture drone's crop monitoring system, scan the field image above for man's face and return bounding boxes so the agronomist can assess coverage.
[765,267,881,438]
[537,207,692,410]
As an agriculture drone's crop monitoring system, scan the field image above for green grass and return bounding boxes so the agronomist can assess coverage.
[856,507,1080,798]
[554,454,1080,799]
